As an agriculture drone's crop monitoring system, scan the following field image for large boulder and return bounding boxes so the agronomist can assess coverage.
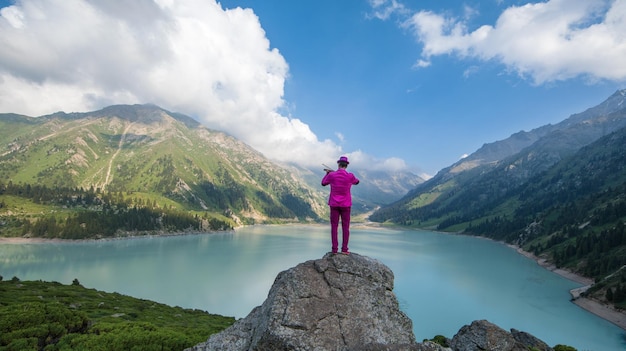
[449,320,553,351]
[187,252,417,351]
[187,254,560,351]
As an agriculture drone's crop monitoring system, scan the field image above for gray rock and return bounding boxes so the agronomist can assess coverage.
[510,328,553,351]
[187,254,562,351]
[187,252,417,351]
[449,320,549,351]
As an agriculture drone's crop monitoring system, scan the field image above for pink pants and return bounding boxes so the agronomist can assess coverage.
[330,206,351,253]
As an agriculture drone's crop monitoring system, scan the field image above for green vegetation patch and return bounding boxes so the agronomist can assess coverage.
[0,278,235,351]
[407,180,457,211]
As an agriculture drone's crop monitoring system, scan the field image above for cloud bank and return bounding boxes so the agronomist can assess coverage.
[4,1,623,175]
[372,0,626,84]
[0,0,364,170]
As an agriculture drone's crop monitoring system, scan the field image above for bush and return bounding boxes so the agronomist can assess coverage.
[50,322,190,351]
[554,345,577,351]
[426,334,449,347]
[0,279,235,351]
[0,302,89,349]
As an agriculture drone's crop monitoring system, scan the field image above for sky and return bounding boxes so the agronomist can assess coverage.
[0,0,625,178]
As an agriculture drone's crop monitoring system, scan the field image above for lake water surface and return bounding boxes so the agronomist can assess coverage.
[1,225,624,350]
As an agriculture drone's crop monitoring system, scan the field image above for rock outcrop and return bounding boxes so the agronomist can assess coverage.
[188,253,561,351]
[188,253,416,351]
[449,320,553,351]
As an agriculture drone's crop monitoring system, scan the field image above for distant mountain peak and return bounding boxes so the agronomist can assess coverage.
[91,104,201,128]
[41,104,201,130]
[439,88,626,177]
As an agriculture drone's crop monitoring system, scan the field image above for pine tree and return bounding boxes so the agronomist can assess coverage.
[606,287,614,302]
[614,284,624,303]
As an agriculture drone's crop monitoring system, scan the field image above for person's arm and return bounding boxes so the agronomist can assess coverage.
[321,171,332,186]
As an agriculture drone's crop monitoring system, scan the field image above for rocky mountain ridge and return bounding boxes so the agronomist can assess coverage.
[370,88,626,236]
[0,104,421,234]
[1,104,325,227]
[447,89,626,176]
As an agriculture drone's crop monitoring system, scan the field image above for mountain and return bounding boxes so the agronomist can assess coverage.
[0,104,421,238]
[372,89,626,227]
[370,89,626,305]
[0,104,328,235]
[288,165,424,213]
[444,89,626,176]
[351,169,424,207]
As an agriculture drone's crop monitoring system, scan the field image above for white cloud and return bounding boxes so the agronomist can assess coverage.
[335,132,345,143]
[0,0,406,171]
[380,157,408,171]
[342,150,408,172]
[394,0,626,84]
[463,66,480,78]
[462,4,479,21]
[0,5,25,28]
[367,0,407,20]
[412,59,431,68]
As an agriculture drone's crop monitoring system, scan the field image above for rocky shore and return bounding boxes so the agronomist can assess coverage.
[512,244,626,331]
[0,230,223,244]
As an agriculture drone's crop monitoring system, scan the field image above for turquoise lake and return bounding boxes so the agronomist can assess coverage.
[1,225,624,350]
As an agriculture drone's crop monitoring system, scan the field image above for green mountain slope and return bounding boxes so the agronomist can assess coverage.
[465,127,626,308]
[371,90,626,307]
[0,104,327,237]
[371,89,626,232]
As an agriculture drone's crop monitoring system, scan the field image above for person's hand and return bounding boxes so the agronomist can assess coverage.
[324,168,332,173]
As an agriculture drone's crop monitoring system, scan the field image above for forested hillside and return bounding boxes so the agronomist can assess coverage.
[0,104,325,238]
[371,90,626,309]
[0,181,231,239]
[0,103,424,239]
[463,126,626,308]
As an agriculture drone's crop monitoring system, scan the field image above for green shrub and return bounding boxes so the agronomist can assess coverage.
[50,322,190,351]
[0,302,88,350]
[0,279,235,351]
[425,334,449,347]
[3,337,38,351]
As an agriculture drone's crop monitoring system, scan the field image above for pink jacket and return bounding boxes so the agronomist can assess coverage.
[321,169,359,207]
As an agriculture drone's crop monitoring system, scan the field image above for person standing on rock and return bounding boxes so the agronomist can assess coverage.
[322,156,359,255]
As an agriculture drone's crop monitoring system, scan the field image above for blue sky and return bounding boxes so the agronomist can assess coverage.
[1,0,624,177]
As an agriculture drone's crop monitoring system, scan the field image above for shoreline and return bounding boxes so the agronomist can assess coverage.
[510,244,626,331]
[0,230,232,245]
[3,229,626,331]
